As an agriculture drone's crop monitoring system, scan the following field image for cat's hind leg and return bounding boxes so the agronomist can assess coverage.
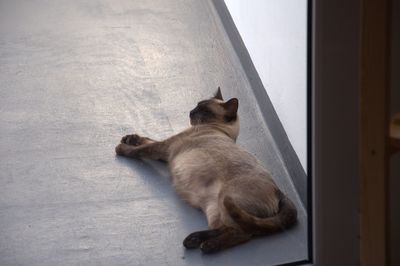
[199,227,251,254]
[183,228,225,249]
[183,227,251,253]
[205,203,223,229]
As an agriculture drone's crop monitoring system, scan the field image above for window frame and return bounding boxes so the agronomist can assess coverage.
[311,0,361,264]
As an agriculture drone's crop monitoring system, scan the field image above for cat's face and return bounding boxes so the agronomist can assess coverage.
[189,88,239,126]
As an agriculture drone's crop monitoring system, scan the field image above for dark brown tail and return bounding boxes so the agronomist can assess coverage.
[224,191,297,235]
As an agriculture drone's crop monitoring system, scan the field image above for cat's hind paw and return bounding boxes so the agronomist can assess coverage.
[183,233,203,249]
[200,240,221,254]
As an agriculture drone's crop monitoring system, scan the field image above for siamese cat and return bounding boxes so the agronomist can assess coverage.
[115,88,297,254]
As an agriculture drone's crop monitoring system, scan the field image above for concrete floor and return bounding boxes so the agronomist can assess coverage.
[0,0,307,265]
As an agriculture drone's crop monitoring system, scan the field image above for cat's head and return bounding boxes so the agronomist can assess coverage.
[189,87,239,126]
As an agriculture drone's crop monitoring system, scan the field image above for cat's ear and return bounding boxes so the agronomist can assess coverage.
[214,87,223,100]
[223,98,239,120]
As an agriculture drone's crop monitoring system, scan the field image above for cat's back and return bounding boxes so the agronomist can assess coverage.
[169,129,264,180]
[168,127,275,209]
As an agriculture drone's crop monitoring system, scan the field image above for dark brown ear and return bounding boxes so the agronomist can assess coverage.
[223,98,239,121]
[214,87,223,100]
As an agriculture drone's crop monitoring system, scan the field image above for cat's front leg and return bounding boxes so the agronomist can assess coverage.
[120,134,156,146]
[115,140,169,161]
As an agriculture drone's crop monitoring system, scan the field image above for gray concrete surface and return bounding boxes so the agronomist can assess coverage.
[0,0,308,265]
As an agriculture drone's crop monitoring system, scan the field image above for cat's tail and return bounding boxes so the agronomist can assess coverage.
[223,191,297,235]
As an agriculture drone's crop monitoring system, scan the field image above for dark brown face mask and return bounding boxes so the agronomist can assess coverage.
[189,88,239,126]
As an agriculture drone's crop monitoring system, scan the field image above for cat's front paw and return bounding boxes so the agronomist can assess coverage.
[115,143,127,155]
[121,134,143,146]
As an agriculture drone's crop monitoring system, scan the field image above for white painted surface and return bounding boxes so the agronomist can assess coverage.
[225,0,307,171]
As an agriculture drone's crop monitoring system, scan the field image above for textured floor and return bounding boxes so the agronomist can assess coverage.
[0,0,307,265]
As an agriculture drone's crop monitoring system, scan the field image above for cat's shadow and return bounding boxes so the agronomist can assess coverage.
[114,155,207,235]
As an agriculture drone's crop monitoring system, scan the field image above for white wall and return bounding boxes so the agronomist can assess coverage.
[225,0,307,171]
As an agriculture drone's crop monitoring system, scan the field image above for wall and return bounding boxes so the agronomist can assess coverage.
[224,0,307,171]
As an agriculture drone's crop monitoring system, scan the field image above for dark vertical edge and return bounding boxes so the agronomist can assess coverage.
[306,0,313,263]
[390,1,400,265]
[313,0,361,264]
[360,0,391,264]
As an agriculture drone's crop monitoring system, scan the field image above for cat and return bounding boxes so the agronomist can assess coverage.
[115,87,297,254]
